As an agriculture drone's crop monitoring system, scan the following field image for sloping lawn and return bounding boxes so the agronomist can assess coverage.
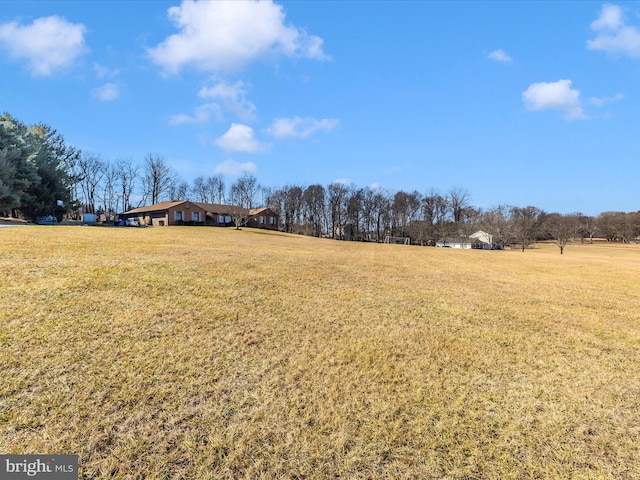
[1,226,639,479]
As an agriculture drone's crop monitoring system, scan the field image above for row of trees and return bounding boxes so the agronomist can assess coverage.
[2,113,639,251]
[263,184,640,252]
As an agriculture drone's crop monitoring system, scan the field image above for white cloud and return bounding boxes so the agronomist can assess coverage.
[591,4,624,31]
[266,116,339,139]
[333,178,351,186]
[93,62,119,79]
[587,4,640,58]
[214,159,257,176]
[148,0,328,74]
[169,103,221,125]
[487,49,513,63]
[522,79,587,120]
[198,80,256,121]
[0,15,88,76]
[588,92,625,106]
[91,83,119,101]
[214,123,265,152]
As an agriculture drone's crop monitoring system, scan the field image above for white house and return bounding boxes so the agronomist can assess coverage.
[470,230,494,249]
[435,237,473,249]
[436,230,501,249]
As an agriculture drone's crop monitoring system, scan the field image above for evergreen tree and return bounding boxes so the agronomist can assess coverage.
[0,113,79,221]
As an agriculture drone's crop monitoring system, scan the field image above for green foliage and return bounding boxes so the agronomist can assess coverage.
[0,113,79,221]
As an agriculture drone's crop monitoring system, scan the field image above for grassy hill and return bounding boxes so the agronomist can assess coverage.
[1,226,639,479]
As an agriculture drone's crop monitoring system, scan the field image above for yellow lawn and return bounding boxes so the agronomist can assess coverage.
[1,226,639,479]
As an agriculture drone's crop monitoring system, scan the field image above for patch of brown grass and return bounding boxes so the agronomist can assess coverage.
[1,227,640,478]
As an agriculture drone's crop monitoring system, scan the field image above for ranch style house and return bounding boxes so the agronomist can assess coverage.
[435,230,502,250]
[120,201,279,230]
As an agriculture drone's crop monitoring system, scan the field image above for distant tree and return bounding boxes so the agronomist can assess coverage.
[227,174,261,229]
[392,190,421,238]
[597,211,640,243]
[230,173,260,209]
[327,182,349,240]
[544,213,581,254]
[479,205,512,248]
[420,191,439,245]
[77,153,105,214]
[361,187,389,242]
[116,158,138,211]
[302,184,326,237]
[345,187,365,241]
[448,187,471,227]
[142,154,174,205]
[509,206,543,252]
[100,162,118,222]
[578,214,597,244]
[192,176,209,203]
[168,177,190,201]
[265,187,284,223]
[282,185,304,233]
[431,192,451,243]
[207,175,225,204]
[459,205,481,237]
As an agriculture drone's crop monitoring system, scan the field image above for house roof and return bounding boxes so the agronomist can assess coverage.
[122,201,185,215]
[122,201,277,217]
[249,207,273,215]
[438,237,474,243]
[191,202,241,214]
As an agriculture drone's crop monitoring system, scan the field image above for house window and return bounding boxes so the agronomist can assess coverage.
[260,216,265,224]
[269,216,275,225]
[175,211,183,221]
[192,212,200,222]
[218,215,225,224]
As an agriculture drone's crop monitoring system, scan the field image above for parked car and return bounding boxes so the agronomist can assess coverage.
[125,218,139,227]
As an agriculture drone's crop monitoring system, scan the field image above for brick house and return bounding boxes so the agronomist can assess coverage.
[120,201,279,230]
[246,207,278,230]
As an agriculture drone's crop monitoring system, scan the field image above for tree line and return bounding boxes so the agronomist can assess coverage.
[2,112,639,251]
[263,186,640,252]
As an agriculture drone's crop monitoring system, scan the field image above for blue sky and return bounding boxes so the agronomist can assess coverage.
[1,1,639,215]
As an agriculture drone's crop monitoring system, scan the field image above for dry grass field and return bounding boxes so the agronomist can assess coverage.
[1,226,639,479]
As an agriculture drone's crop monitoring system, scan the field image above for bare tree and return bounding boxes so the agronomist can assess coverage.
[116,158,138,211]
[327,182,349,240]
[597,211,640,243]
[207,174,225,204]
[228,184,248,230]
[168,177,189,201]
[142,154,174,205]
[227,174,260,229]
[430,191,451,243]
[479,205,512,248]
[578,214,597,244]
[192,176,209,203]
[302,184,326,237]
[361,187,380,241]
[392,190,421,238]
[544,213,580,254]
[230,173,260,209]
[77,152,105,214]
[100,162,118,222]
[448,187,471,228]
[345,187,365,241]
[282,185,304,233]
[509,206,543,252]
